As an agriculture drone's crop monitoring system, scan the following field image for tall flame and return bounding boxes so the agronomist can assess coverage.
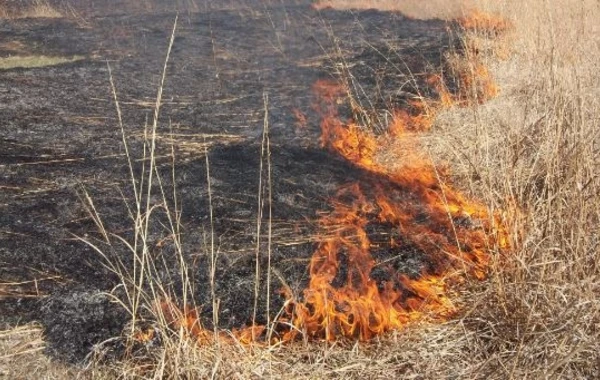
[152,78,508,345]
[281,79,508,341]
[149,21,510,343]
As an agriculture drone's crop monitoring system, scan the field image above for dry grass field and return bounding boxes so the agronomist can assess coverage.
[1,0,598,378]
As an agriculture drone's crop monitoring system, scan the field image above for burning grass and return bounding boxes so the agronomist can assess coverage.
[434,53,500,106]
[139,68,509,347]
[278,75,508,342]
[457,9,512,34]
[424,1,600,377]
[2,0,599,378]
[112,2,599,377]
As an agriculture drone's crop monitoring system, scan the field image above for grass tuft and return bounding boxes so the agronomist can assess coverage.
[0,1,62,19]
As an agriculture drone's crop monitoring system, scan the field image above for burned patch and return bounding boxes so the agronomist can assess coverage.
[0,1,475,362]
[41,288,128,364]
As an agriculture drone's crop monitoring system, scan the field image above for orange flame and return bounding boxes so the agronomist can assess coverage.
[274,78,509,341]
[156,300,269,345]
[427,60,499,108]
[148,11,512,344]
[154,77,508,344]
[458,10,512,34]
[283,182,457,341]
[454,61,499,104]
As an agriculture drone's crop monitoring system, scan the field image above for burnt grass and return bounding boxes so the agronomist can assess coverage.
[0,1,460,363]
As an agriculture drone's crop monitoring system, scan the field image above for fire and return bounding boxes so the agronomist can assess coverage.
[282,181,458,341]
[389,99,434,134]
[427,59,499,108]
[146,13,512,346]
[458,10,512,34]
[158,300,214,343]
[280,78,508,341]
[156,299,268,345]
[154,77,508,344]
[453,60,499,104]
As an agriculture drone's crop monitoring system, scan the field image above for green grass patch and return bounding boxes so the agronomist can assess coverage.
[0,55,84,70]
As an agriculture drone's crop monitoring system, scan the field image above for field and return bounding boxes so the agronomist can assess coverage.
[1,0,598,378]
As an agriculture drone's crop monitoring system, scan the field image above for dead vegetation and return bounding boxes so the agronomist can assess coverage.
[427,0,600,377]
[0,0,62,19]
[1,0,599,378]
[312,0,476,20]
[0,324,76,379]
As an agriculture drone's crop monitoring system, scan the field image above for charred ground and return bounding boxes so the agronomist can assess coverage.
[1,1,457,363]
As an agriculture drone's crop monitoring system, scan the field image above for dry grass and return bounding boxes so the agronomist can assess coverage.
[273,3,600,374]
[78,322,502,379]
[0,1,62,19]
[0,324,77,379]
[2,0,599,378]
[313,0,478,19]
[426,0,600,377]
